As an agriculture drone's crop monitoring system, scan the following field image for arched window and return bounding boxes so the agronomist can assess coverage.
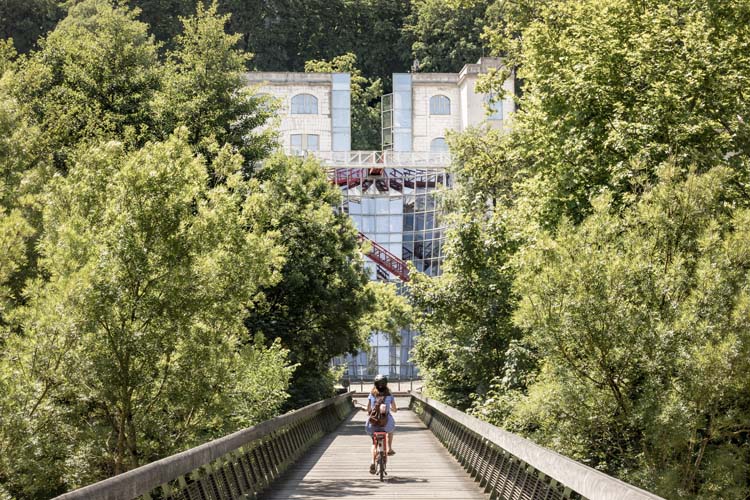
[291,94,318,114]
[485,94,503,120]
[430,137,448,153]
[429,95,451,115]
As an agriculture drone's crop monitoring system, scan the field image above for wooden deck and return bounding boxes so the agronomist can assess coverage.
[260,397,487,499]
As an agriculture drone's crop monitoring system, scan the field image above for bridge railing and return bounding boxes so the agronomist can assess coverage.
[56,392,355,500]
[410,392,664,500]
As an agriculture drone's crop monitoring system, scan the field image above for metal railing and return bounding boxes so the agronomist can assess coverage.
[410,393,664,500]
[290,150,451,168]
[56,392,355,500]
[343,378,423,394]
[358,231,409,281]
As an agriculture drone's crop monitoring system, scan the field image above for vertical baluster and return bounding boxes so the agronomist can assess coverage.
[202,462,223,500]
[480,447,500,494]
[235,448,256,497]
[252,445,268,490]
[266,438,280,480]
[500,458,522,500]
[478,438,490,478]
[243,448,261,493]
[492,451,512,499]
[224,456,243,499]
[276,429,291,470]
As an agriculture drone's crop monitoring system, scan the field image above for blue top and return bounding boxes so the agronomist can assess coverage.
[365,393,396,434]
[368,393,394,413]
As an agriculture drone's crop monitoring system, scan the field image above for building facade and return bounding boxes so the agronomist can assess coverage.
[244,58,515,381]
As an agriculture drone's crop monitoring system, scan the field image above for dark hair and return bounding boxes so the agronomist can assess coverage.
[371,386,391,397]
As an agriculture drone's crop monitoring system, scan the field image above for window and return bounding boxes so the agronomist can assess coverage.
[290,134,320,152]
[430,137,448,153]
[485,94,503,120]
[291,94,318,114]
[429,95,451,115]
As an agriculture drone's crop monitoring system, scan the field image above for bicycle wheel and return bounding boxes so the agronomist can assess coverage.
[378,450,385,482]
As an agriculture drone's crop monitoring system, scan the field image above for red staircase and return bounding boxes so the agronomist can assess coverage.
[358,232,409,281]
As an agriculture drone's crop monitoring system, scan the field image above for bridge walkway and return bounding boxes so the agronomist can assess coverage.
[260,397,486,499]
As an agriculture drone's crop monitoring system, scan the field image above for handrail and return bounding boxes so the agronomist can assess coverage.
[410,392,664,500]
[358,232,409,281]
[56,392,355,500]
[290,150,451,168]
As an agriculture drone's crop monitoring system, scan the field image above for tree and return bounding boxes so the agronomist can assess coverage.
[11,0,162,168]
[0,42,52,335]
[409,128,522,407]
[243,153,376,407]
[305,53,383,150]
[0,132,293,496]
[481,0,750,226]
[411,1,750,497]
[403,0,491,73]
[503,166,750,498]
[130,0,196,50]
[341,0,411,87]
[220,0,411,86]
[0,0,63,54]
[154,1,277,173]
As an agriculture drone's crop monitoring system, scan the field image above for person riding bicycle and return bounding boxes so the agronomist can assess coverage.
[365,374,397,474]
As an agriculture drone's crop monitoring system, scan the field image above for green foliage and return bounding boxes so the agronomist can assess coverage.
[0,131,292,496]
[12,0,162,167]
[0,0,64,54]
[403,0,491,72]
[305,53,382,150]
[501,166,750,498]
[410,128,521,408]
[0,2,405,492]
[3,0,415,87]
[130,0,196,49]
[228,0,411,86]
[0,78,52,334]
[413,1,750,498]
[483,0,750,226]
[154,1,278,171]
[243,153,376,407]
[360,282,412,342]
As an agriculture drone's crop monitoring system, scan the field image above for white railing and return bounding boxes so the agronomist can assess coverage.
[289,150,451,168]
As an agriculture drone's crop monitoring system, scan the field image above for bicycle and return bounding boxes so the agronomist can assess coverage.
[372,431,388,481]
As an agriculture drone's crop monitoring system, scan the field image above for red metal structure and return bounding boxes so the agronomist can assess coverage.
[358,232,409,282]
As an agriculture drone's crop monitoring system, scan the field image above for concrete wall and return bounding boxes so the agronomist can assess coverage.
[411,74,461,152]
[244,72,345,153]
[457,58,515,131]
[408,58,516,152]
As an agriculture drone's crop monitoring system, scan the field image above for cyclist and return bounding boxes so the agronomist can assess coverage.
[365,374,397,474]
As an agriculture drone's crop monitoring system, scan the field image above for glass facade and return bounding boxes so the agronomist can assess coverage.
[330,166,451,380]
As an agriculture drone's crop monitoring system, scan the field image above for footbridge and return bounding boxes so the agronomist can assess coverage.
[56,392,663,500]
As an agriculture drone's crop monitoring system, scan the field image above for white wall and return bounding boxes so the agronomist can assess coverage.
[245,74,335,153]
[411,81,461,152]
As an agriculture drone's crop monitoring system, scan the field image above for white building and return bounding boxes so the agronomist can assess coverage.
[384,57,515,153]
[245,58,515,381]
[244,72,351,154]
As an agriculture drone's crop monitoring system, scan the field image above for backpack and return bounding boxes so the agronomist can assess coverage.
[368,394,388,427]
